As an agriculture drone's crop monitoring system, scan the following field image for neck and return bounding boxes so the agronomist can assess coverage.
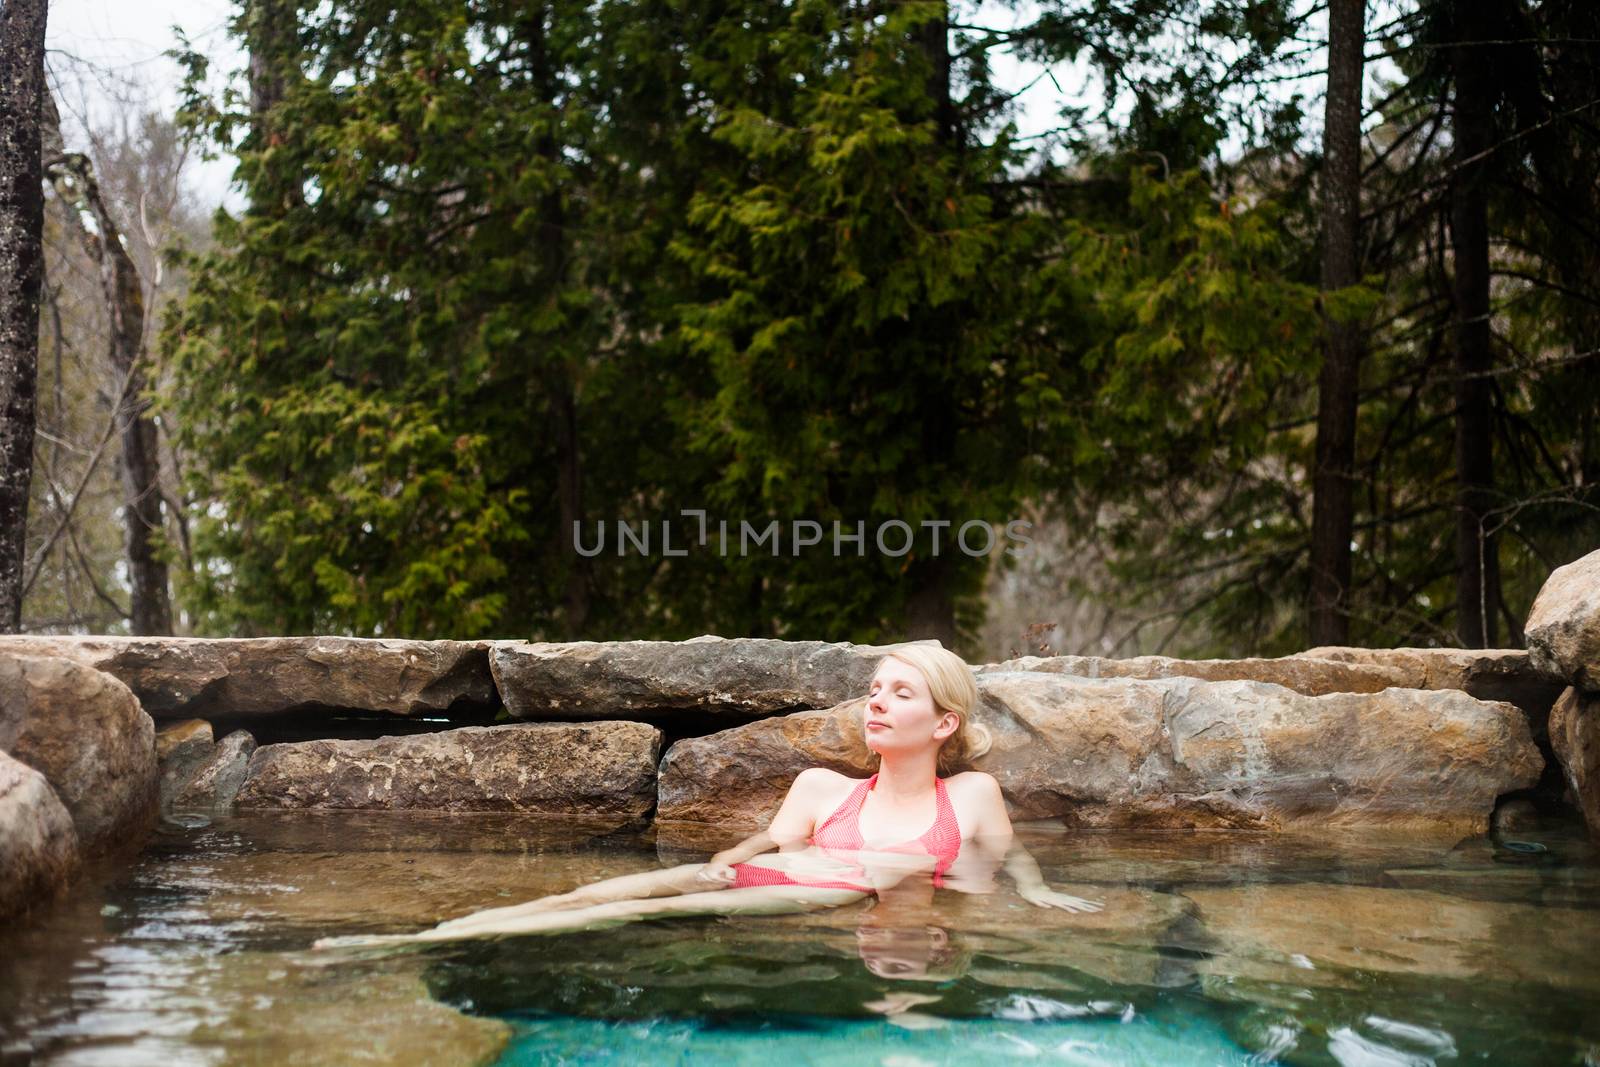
[874,749,940,799]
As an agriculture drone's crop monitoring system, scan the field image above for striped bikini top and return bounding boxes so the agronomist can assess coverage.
[811,773,963,883]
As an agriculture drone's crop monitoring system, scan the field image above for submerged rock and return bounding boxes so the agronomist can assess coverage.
[658,672,1541,833]
[983,653,1412,696]
[170,729,257,811]
[491,636,937,719]
[0,635,495,720]
[1185,882,1600,992]
[0,751,78,918]
[189,959,510,1067]
[202,841,663,929]
[1550,687,1600,839]
[236,721,661,820]
[0,654,157,854]
[1526,548,1600,690]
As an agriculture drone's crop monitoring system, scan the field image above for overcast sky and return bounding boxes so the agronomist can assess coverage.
[42,0,1341,213]
[45,0,242,205]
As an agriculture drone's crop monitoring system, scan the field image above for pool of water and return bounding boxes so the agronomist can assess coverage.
[2,811,1598,1066]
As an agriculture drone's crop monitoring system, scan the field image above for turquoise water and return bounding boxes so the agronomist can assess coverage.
[494,1011,1260,1066]
[3,812,1599,1065]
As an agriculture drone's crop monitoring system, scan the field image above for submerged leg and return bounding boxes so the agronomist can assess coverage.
[313,885,868,950]
[432,863,709,934]
[415,885,869,941]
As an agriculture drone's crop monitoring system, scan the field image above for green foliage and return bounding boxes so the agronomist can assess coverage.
[161,0,1599,653]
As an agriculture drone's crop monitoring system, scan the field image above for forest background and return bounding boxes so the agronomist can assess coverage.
[3,0,1597,662]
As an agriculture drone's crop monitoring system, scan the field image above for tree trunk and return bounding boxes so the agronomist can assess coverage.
[905,555,958,649]
[1450,9,1500,649]
[44,142,173,635]
[525,2,590,638]
[1308,0,1366,646]
[550,374,589,637]
[244,0,300,212]
[914,7,955,146]
[0,0,48,633]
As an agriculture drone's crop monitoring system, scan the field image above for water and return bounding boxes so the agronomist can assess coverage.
[2,812,1598,1066]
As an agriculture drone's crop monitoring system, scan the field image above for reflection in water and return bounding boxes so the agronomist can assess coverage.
[856,922,967,982]
[2,812,1599,1066]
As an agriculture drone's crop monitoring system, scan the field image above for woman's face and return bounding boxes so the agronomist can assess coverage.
[856,923,953,980]
[864,658,958,759]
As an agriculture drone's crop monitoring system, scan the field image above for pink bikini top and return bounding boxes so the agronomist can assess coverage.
[810,774,963,883]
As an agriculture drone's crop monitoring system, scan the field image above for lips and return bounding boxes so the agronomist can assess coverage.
[866,720,889,731]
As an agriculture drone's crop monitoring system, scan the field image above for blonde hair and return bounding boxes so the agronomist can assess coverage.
[879,645,991,776]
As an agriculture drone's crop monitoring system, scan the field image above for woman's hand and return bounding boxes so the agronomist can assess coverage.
[696,853,739,886]
[1018,884,1104,913]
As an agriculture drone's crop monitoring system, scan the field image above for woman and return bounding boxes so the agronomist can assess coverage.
[315,645,1099,948]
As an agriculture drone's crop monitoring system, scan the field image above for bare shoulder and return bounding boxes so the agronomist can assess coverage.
[943,770,1004,800]
[791,766,856,790]
[787,767,858,806]
[944,771,1011,836]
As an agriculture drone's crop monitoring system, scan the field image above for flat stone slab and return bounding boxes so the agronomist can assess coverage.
[0,636,496,720]
[236,721,661,819]
[491,636,936,719]
[658,671,1542,834]
[982,653,1413,696]
[1293,645,1563,715]
[1526,548,1600,690]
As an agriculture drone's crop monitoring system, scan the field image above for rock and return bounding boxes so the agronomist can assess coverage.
[1293,645,1564,716]
[0,654,157,854]
[0,635,495,720]
[1526,548,1600,690]
[1185,883,1600,992]
[170,729,257,811]
[236,721,661,820]
[0,751,78,918]
[982,653,1413,696]
[191,960,510,1067]
[155,719,213,809]
[154,717,212,760]
[1490,797,1541,834]
[491,636,937,720]
[202,842,665,930]
[658,672,1542,833]
[1550,687,1600,838]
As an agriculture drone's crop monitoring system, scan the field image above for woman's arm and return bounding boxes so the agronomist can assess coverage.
[956,772,1102,913]
[696,829,776,885]
[696,768,842,885]
[1003,840,1104,913]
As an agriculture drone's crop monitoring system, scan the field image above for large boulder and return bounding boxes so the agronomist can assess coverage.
[1549,687,1600,839]
[491,636,936,720]
[0,654,157,853]
[983,654,1412,696]
[0,751,78,918]
[236,721,661,821]
[1291,645,1563,716]
[0,636,495,720]
[1526,548,1600,690]
[658,672,1541,834]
